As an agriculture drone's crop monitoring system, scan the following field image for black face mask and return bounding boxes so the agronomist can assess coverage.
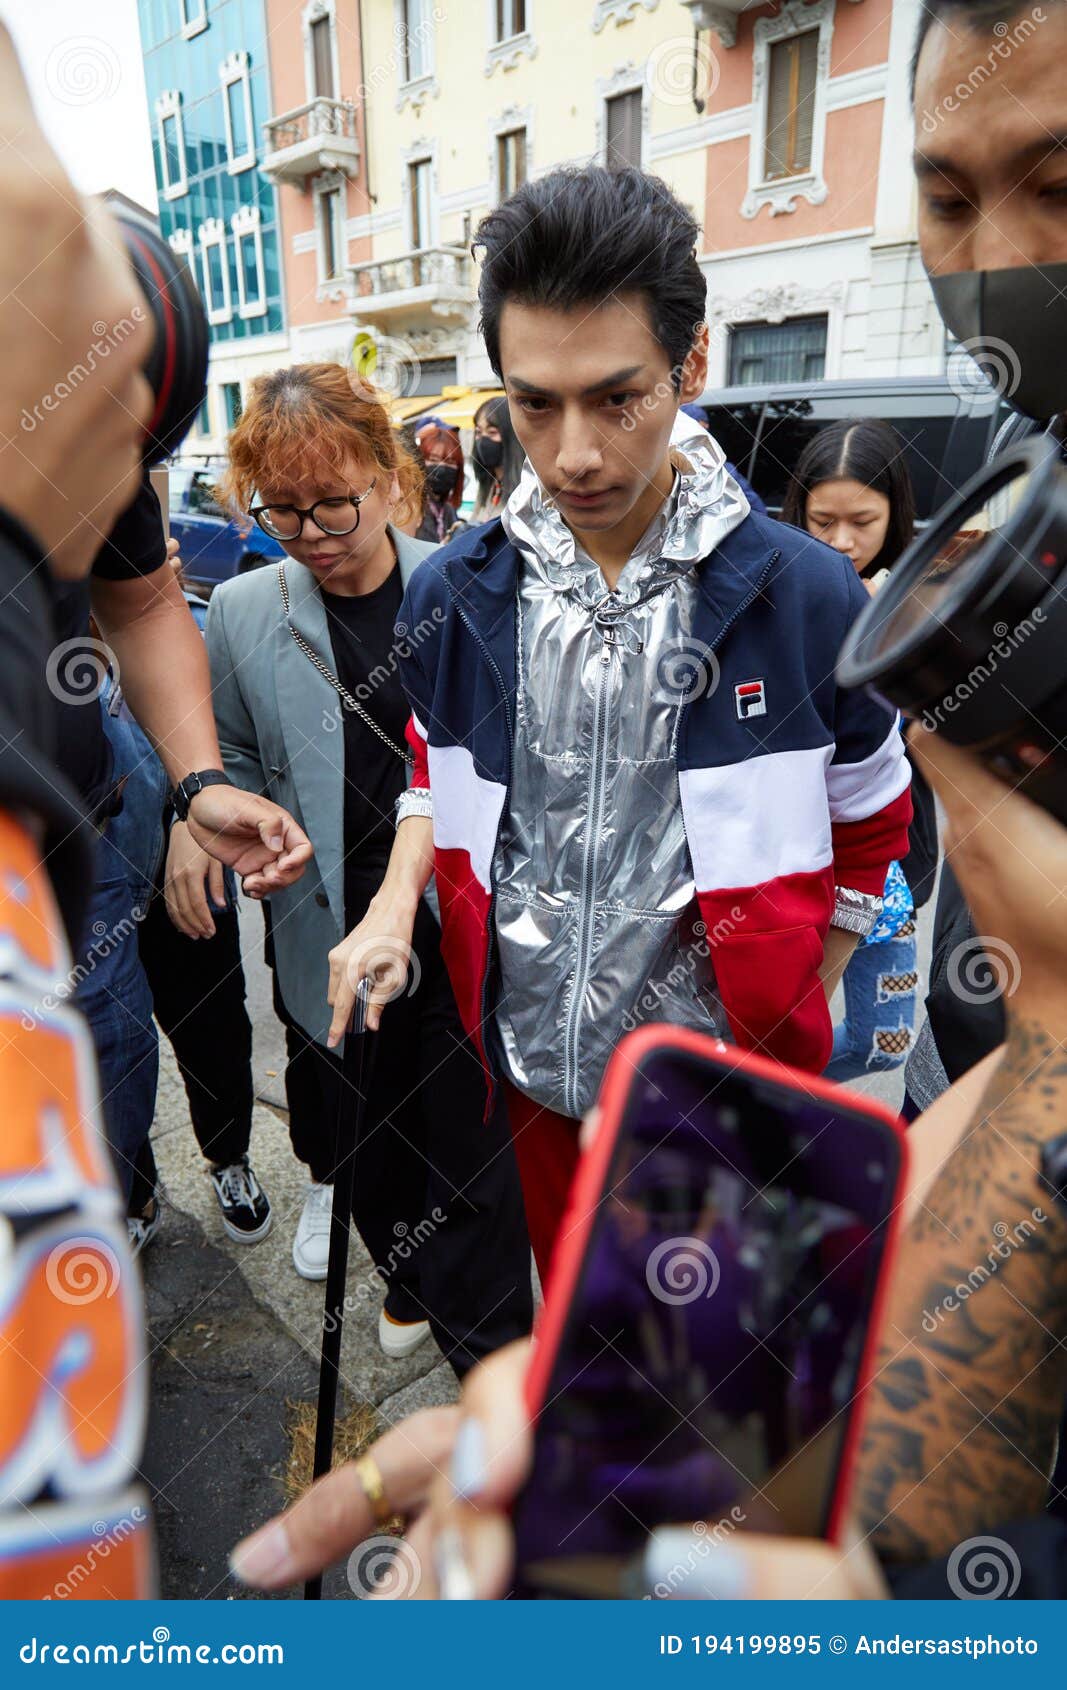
[473,435,504,474]
[931,264,1067,422]
[425,462,458,499]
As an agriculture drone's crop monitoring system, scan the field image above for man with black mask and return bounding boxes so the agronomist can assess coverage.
[904,0,1067,1110]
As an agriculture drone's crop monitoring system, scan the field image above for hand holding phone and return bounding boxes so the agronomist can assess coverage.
[511,1026,907,1597]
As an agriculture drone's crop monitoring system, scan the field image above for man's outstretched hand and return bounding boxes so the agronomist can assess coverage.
[186,784,312,896]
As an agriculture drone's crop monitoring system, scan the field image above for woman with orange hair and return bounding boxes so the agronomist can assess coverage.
[204,363,532,1374]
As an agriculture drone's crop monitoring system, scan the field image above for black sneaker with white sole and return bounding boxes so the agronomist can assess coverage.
[210,1157,272,1243]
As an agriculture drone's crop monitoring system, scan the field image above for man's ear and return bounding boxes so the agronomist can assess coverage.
[679,322,710,403]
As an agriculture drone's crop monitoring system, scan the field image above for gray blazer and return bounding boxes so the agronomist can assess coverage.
[205,526,434,1046]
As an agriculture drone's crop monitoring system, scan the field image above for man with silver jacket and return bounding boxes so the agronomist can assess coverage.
[329,166,913,1276]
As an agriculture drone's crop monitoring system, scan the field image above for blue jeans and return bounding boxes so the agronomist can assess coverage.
[824,922,918,1084]
[73,688,169,1205]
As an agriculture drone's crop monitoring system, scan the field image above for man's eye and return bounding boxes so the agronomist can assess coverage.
[925,194,972,219]
[516,397,549,414]
[602,392,637,410]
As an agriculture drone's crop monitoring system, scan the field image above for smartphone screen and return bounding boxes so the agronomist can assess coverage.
[511,1042,903,1597]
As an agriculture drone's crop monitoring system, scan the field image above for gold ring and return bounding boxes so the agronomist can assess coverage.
[353,1453,393,1527]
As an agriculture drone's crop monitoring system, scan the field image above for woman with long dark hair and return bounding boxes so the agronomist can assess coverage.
[784,419,922,1083]
[206,364,532,1374]
[470,394,524,521]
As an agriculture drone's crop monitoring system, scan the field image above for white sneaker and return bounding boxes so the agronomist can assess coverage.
[378,1309,431,1359]
[292,1182,333,1280]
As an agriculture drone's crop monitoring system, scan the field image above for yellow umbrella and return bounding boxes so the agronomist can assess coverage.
[389,393,442,427]
[411,387,506,430]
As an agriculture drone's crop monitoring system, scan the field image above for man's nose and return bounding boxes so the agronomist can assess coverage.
[556,410,603,482]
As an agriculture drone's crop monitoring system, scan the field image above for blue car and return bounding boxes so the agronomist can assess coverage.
[167,459,284,590]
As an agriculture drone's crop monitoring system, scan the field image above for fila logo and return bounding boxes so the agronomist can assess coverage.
[735,679,767,720]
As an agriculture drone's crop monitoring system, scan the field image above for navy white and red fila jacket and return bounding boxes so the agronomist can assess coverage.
[395,473,912,1105]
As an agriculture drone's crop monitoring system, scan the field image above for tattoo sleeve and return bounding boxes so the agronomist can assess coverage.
[855,1018,1067,1563]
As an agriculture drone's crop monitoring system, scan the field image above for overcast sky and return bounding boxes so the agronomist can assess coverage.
[2,0,157,209]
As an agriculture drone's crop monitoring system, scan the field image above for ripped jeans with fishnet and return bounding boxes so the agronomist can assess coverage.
[824,920,919,1082]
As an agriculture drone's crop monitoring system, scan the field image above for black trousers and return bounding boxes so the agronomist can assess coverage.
[277,900,534,1377]
[130,893,255,1214]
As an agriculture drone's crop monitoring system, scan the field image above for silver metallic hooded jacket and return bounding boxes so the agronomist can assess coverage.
[491,416,750,1116]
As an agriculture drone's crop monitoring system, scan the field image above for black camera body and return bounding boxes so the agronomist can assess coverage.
[837,436,1067,825]
[117,208,209,466]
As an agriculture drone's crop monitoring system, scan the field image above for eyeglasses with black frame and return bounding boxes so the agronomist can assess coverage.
[248,477,378,541]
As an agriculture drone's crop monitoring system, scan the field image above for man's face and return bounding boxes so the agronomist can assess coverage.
[914,8,1067,274]
[496,291,707,534]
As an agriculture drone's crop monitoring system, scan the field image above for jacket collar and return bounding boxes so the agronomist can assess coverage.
[274,524,427,932]
[441,509,781,701]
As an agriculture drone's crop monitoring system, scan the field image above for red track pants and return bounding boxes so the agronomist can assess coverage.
[502,1083,582,1283]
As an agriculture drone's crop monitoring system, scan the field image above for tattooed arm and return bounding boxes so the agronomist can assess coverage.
[855,728,1067,1564]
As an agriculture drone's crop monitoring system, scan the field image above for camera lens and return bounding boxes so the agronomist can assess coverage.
[116,208,209,466]
[837,435,1067,823]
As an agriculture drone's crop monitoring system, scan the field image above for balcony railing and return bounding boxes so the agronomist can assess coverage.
[346,246,474,322]
[261,97,360,184]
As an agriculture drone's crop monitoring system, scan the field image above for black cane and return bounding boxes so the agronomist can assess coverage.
[304,976,373,1601]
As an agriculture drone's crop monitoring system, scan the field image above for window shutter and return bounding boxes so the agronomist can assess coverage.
[606,90,641,170]
[792,30,819,173]
[310,17,334,99]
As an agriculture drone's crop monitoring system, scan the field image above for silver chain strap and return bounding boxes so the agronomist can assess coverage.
[277,564,414,766]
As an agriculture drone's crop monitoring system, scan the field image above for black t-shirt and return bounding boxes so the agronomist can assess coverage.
[321,564,410,928]
[48,471,167,814]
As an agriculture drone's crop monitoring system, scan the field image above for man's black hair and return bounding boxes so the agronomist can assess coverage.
[911,0,1057,93]
[473,166,706,388]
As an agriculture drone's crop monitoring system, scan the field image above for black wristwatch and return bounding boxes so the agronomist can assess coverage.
[171,769,233,822]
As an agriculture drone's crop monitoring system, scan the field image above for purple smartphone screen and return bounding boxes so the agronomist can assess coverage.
[510,1047,901,1597]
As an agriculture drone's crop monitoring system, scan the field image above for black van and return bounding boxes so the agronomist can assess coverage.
[698,376,1007,523]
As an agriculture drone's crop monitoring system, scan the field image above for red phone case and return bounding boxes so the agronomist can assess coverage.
[522,1023,909,1546]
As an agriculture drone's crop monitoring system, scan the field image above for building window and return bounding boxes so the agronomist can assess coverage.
[155,90,188,201]
[220,52,255,173]
[232,205,266,317]
[199,218,232,324]
[605,89,642,170]
[743,0,834,220]
[497,128,527,199]
[764,31,818,181]
[181,0,208,39]
[316,183,346,283]
[222,382,243,429]
[400,0,430,81]
[197,391,212,435]
[409,157,432,248]
[309,13,334,97]
[167,227,196,289]
[494,0,526,38]
[727,316,827,386]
